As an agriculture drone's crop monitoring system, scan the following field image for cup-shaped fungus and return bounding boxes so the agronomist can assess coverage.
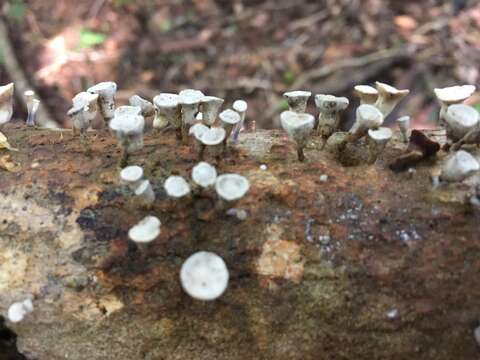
[219,109,241,147]
[192,162,217,188]
[8,299,33,323]
[434,85,476,123]
[354,85,378,105]
[135,180,155,205]
[180,251,229,301]
[114,105,142,119]
[179,89,204,143]
[232,100,248,143]
[109,114,145,166]
[443,104,479,142]
[199,127,227,160]
[314,94,349,140]
[87,82,117,122]
[200,96,224,126]
[153,93,181,134]
[68,92,99,152]
[189,123,209,155]
[367,127,393,164]
[128,216,161,254]
[348,104,384,142]
[164,175,191,199]
[396,116,411,143]
[0,83,14,128]
[24,90,40,126]
[129,95,155,129]
[280,111,315,161]
[374,82,409,117]
[283,91,311,113]
[440,150,480,182]
[215,173,250,202]
[120,165,144,190]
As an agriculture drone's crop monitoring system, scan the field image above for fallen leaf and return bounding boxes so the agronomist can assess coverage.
[0,155,21,172]
[0,131,18,151]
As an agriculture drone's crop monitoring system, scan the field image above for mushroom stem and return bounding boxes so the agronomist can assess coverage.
[297,146,305,162]
[119,145,129,167]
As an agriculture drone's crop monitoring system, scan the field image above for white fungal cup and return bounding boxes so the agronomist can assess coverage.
[192,162,217,188]
[444,104,479,142]
[283,91,311,113]
[88,82,117,120]
[120,165,144,190]
[180,251,229,301]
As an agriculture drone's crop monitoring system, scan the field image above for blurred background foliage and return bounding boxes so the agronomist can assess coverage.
[0,0,479,128]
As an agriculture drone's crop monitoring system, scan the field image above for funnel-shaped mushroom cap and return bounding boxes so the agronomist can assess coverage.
[354,85,378,97]
[72,92,99,110]
[128,216,161,244]
[397,116,410,127]
[283,91,311,112]
[315,94,349,111]
[120,165,143,184]
[109,115,145,135]
[0,83,14,102]
[179,89,204,105]
[129,95,155,115]
[280,111,315,145]
[233,100,248,113]
[87,81,117,96]
[153,93,180,108]
[7,299,33,323]
[434,85,476,104]
[189,123,209,140]
[441,150,480,182]
[376,82,410,97]
[180,251,229,301]
[114,105,142,118]
[219,109,241,126]
[192,162,217,188]
[215,173,250,201]
[368,127,393,145]
[351,105,384,131]
[200,127,226,145]
[164,175,191,198]
[444,104,479,137]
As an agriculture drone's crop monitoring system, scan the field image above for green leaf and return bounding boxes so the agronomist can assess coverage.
[6,0,26,22]
[78,29,107,49]
[276,99,290,112]
[282,70,296,85]
[473,103,480,113]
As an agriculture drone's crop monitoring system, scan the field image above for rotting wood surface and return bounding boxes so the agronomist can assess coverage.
[0,123,479,360]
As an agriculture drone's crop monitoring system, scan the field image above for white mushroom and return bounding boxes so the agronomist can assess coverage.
[374,82,409,117]
[219,109,241,142]
[129,95,155,129]
[396,116,410,143]
[443,104,479,142]
[68,92,99,152]
[120,165,144,190]
[215,173,250,202]
[153,93,181,132]
[109,114,145,166]
[134,179,155,205]
[164,175,191,198]
[367,127,393,164]
[283,90,311,113]
[128,216,161,253]
[7,299,33,323]
[199,127,226,159]
[232,99,248,143]
[434,85,476,123]
[179,89,204,142]
[314,94,349,139]
[180,251,229,301]
[24,90,40,126]
[354,85,378,105]
[0,83,14,127]
[192,162,217,188]
[440,150,480,182]
[200,96,224,126]
[348,104,384,142]
[87,81,117,121]
[114,105,142,118]
[280,110,315,161]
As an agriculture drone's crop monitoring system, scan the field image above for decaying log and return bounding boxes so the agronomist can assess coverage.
[0,123,479,360]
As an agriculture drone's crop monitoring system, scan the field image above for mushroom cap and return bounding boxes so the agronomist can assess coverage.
[445,104,479,129]
[128,216,161,244]
[396,116,411,125]
[375,82,410,96]
[7,299,33,323]
[189,123,209,140]
[354,85,378,95]
[153,93,180,108]
[233,100,248,113]
[179,89,204,105]
[201,96,224,105]
[164,175,191,198]
[134,179,152,195]
[129,95,154,114]
[200,127,226,145]
[87,81,117,96]
[180,251,229,301]
[355,104,384,128]
[434,85,476,104]
[283,90,312,98]
[441,150,480,182]
[192,162,217,188]
[114,105,142,118]
[120,165,144,184]
[70,92,99,114]
[109,114,145,135]
[0,83,14,102]
[219,109,241,125]
[368,127,393,143]
[24,90,36,101]
[280,111,315,142]
[215,173,250,201]
[314,94,349,111]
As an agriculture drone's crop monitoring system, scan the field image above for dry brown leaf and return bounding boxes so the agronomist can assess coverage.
[0,155,21,172]
[0,131,18,151]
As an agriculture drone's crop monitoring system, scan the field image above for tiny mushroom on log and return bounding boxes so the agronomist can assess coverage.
[215,173,250,203]
[440,150,480,182]
[232,99,248,143]
[153,93,181,133]
[120,165,144,190]
[192,161,217,188]
[200,96,224,126]
[199,127,227,160]
[280,110,315,162]
[434,85,476,124]
[180,251,229,301]
[443,104,479,143]
[128,215,161,254]
[367,127,393,164]
[314,94,349,140]
[87,81,117,122]
[0,83,14,128]
[219,109,241,146]
[24,90,40,127]
[68,92,99,152]
[7,299,33,323]
[283,90,311,113]
[164,175,191,199]
[354,85,378,105]
[347,104,384,143]
[109,114,145,167]
[134,180,155,205]
[374,82,409,117]
[129,95,156,128]
[396,116,411,143]
[179,89,204,143]
[189,123,210,156]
